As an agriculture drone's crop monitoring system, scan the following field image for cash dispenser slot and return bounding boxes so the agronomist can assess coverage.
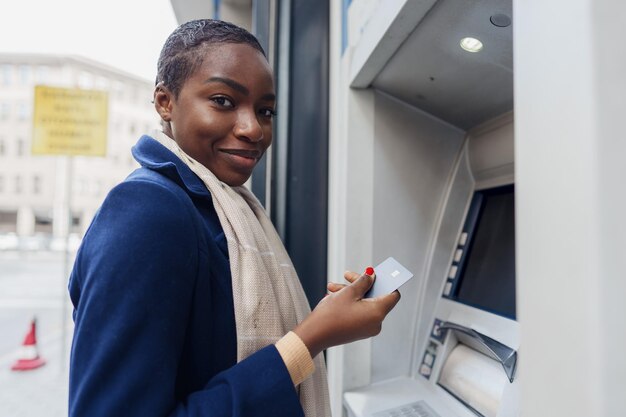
[439,322,517,383]
[436,322,517,417]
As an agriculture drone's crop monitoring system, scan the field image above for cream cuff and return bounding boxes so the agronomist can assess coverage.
[275,331,315,386]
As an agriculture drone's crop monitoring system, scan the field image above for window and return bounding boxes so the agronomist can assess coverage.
[17,103,30,121]
[35,66,50,84]
[16,138,25,157]
[131,87,139,104]
[0,65,11,85]
[78,71,94,89]
[94,180,103,195]
[34,212,53,234]
[18,65,30,85]
[15,176,22,194]
[95,76,108,90]
[113,81,125,99]
[0,102,10,120]
[33,175,41,194]
[78,178,88,195]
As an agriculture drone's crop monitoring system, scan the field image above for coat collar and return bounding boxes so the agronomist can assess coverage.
[131,134,212,200]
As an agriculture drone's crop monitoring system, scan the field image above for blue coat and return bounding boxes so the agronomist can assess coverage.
[68,135,304,417]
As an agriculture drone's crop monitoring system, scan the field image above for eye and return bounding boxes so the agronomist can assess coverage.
[259,108,277,118]
[211,96,234,108]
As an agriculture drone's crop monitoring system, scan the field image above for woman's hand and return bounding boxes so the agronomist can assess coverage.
[326,270,362,293]
[293,270,401,358]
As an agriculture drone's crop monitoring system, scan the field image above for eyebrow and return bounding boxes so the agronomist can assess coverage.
[261,93,276,102]
[205,76,248,95]
[204,76,275,102]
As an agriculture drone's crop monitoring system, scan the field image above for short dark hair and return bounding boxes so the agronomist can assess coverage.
[156,19,266,97]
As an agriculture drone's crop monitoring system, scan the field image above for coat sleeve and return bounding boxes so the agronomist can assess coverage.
[68,179,304,417]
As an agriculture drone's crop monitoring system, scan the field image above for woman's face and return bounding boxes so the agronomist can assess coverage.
[157,43,275,186]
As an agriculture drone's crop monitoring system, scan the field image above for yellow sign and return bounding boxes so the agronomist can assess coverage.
[32,86,108,156]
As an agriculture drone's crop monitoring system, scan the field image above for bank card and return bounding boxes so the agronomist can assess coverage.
[364,256,414,298]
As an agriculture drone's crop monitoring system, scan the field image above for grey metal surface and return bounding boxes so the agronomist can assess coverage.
[281,0,330,307]
[250,0,272,207]
[371,0,513,130]
[411,146,475,377]
[271,0,291,239]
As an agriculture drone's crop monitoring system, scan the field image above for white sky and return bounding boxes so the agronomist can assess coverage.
[0,0,179,81]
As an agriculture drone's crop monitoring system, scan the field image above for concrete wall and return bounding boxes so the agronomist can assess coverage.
[515,0,626,415]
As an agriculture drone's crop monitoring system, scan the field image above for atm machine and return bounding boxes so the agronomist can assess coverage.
[327,1,519,416]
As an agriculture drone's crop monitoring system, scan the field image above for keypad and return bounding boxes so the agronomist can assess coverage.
[372,400,441,417]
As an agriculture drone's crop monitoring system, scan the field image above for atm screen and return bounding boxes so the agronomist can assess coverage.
[453,185,516,319]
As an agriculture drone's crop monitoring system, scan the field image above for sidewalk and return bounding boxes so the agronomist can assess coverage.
[0,326,71,417]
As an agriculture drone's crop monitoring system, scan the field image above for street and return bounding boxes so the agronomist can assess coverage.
[0,251,74,417]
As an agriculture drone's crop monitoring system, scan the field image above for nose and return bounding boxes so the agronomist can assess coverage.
[234,108,264,143]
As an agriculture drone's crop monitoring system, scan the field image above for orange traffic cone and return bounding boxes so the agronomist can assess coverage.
[11,318,46,371]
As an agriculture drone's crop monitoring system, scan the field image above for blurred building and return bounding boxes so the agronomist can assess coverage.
[0,53,159,244]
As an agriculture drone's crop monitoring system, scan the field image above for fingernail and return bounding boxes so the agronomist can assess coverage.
[365,267,375,276]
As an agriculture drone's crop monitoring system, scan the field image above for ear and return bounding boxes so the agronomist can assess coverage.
[154,82,174,123]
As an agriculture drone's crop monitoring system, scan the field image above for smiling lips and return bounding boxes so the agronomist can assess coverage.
[221,148,260,159]
[221,149,261,169]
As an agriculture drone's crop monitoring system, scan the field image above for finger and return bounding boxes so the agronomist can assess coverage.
[349,273,375,297]
[374,290,401,314]
[327,282,347,293]
[343,270,361,284]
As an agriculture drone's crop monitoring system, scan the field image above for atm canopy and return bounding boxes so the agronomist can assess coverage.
[350,0,513,130]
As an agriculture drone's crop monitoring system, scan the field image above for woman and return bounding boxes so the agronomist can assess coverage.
[68,19,400,417]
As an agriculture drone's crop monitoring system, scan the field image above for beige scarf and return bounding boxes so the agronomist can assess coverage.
[152,131,330,416]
